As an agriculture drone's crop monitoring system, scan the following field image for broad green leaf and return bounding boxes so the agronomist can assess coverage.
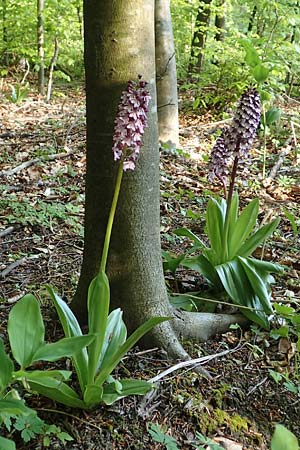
[216,259,270,328]
[274,303,295,315]
[8,295,45,369]
[242,43,261,68]
[95,317,169,387]
[102,379,153,405]
[87,272,110,383]
[206,197,226,258]
[162,250,185,274]
[0,399,33,416]
[238,257,273,314]
[264,107,281,125]
[98,309,127,371]
[237,217,280,257]
[15,369,72,381]
[47,286,88,392]
[271,424,299,450]
[0,436,16,450]
[32,335,95,362]
[0,338,14,391]
[83,384,103,407]
[227,192,239,232]
[181,254,221,287]
[26,376,85,408]
[174,228,206,248]
[228,198,259,258]
[253,64,270,83]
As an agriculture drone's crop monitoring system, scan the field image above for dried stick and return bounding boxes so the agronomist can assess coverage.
[46,37,59,103]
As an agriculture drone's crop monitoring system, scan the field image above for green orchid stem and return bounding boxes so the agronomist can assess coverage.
[222,151,240,261]
[262,104,267,179]
[99,158,124,273]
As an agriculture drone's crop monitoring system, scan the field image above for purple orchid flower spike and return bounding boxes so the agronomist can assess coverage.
[112,77,151,171]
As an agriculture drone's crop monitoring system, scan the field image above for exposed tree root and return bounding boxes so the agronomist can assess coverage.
[172,309,249,341]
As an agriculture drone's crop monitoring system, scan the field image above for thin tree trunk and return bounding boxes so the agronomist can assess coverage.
[37,0,45,95]
[2,0,8,65]
[247,5,257,34]
[189,0,212,72]
[214,0,226,41]
[155,0,179,149]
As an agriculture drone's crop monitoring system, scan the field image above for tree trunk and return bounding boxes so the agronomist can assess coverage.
[37,0,45,95]
[247,5,257,34]
[189,0,212,72]
[2,0,8,65]
[214,0,226,42]
[155,0,179,149]
[72,0,247,363]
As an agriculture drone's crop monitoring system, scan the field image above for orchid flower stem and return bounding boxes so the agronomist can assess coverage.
[99,158,124,273]
[222,153,239,262]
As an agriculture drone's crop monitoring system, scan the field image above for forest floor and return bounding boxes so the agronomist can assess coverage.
[0,84,300,449]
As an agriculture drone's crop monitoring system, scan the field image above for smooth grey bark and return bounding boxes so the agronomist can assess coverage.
[37,0,45,95]
[189,0,212,72]
[72,0,247,365]
[155,0,179,149]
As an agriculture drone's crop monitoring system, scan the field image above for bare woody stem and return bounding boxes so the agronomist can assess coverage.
[99,157,124,273]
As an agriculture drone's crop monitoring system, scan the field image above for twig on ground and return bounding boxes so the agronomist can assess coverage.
[0,226,15,238]
[0,255,40,278]
[149,344,242,384]
[0,149,75,177]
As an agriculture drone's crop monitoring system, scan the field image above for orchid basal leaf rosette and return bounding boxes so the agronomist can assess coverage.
[177,88,283,328]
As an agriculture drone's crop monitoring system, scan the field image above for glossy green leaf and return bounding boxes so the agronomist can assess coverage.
[253,64,270,83]
[16,369,72,382]
[87,272,110,383]
[271,424,299,450]
[0,399,33,416]
[238,257,273,314]
[8,295,45,369]
[32,335,95,362]
[83,384,103,407]
[237,217,280,257]
[0,436,16,450]
[242,43,261,68]
[0,338,14,391]
[264,107,281,125]
[227,192,239,234]
[228,198,259,258]
[47,285,88,392]
[206,197,226,258]
[102,379,153,405]
[216,259,270,328]
[181,254,221,287]
[98,308,127,371]
[162,250,185,274]
[26,375,85,408]
[95,316,169,387]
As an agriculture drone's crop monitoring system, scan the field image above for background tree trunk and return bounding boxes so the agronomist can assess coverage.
[214,0,226,42]
[37,0,45,95]
[189,0,212,72]
[155,0,179,149]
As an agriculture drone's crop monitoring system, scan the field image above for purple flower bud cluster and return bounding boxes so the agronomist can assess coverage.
[112,78,151,171]
[208,88,261,184]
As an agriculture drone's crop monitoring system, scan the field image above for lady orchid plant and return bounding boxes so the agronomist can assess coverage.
[174,88,283,328]
[1,78,168,412]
